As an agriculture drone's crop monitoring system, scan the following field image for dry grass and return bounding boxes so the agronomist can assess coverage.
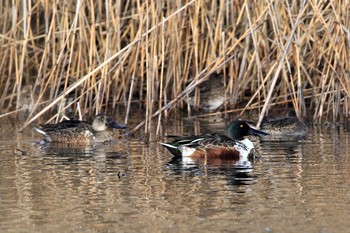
[0,0,349,134]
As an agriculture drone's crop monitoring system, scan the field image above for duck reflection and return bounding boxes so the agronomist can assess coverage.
[258,134,307,159]
[37,141,125,161]
[166,154,257,186]
[38,142,95,157]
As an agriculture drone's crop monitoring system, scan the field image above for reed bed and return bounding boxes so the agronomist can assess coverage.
[0,0,349,135]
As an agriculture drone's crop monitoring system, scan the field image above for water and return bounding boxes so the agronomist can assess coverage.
[1,116,350,233]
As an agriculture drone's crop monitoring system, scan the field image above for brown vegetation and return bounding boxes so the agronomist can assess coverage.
[0,0,349,134]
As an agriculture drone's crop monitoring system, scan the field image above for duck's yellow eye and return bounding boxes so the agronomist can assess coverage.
[240,124,243,128]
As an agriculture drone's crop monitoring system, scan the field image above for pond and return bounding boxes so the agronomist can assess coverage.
[1,115,350,233]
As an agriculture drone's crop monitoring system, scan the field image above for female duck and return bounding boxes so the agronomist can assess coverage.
[35,114,126,144]
[260,117,308,137]
[161,120,268,160]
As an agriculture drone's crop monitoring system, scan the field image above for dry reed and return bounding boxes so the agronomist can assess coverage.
[0,0,349,135]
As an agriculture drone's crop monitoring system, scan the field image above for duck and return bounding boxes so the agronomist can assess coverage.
[188,75,226,112]
[260,117,308,137]
[35,114,126,144]
[161,120,268,161]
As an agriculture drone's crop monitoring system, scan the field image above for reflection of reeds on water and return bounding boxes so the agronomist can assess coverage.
[0,1,349,135]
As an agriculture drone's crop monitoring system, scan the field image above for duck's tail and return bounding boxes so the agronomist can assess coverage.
[159,142,182,157]
[34,127,47,136]
[159,142,177,149]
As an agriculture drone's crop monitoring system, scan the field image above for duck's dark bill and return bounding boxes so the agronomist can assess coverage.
[248,127,269,136]
[108,122,126,129]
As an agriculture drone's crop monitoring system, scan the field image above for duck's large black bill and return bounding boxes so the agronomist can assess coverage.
[108,121,127,129]
[248,127,269,137]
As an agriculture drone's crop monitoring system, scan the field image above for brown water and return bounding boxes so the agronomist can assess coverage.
[1,116,350,233]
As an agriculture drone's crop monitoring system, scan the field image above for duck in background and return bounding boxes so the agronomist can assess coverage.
[188,75,226,112]
[35,114,126,144]
[260,116,308,137]
[16,85,36,121]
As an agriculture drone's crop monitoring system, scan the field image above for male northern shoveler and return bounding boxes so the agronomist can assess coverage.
[35,114,126,144]
[260,117,308,137]
[161,120,268,161]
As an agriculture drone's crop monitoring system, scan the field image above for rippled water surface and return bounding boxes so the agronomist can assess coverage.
[1,116,350,233]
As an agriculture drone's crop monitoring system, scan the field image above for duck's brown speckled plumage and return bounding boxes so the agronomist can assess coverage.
[35,114,126,144]
[260,117,308,137]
